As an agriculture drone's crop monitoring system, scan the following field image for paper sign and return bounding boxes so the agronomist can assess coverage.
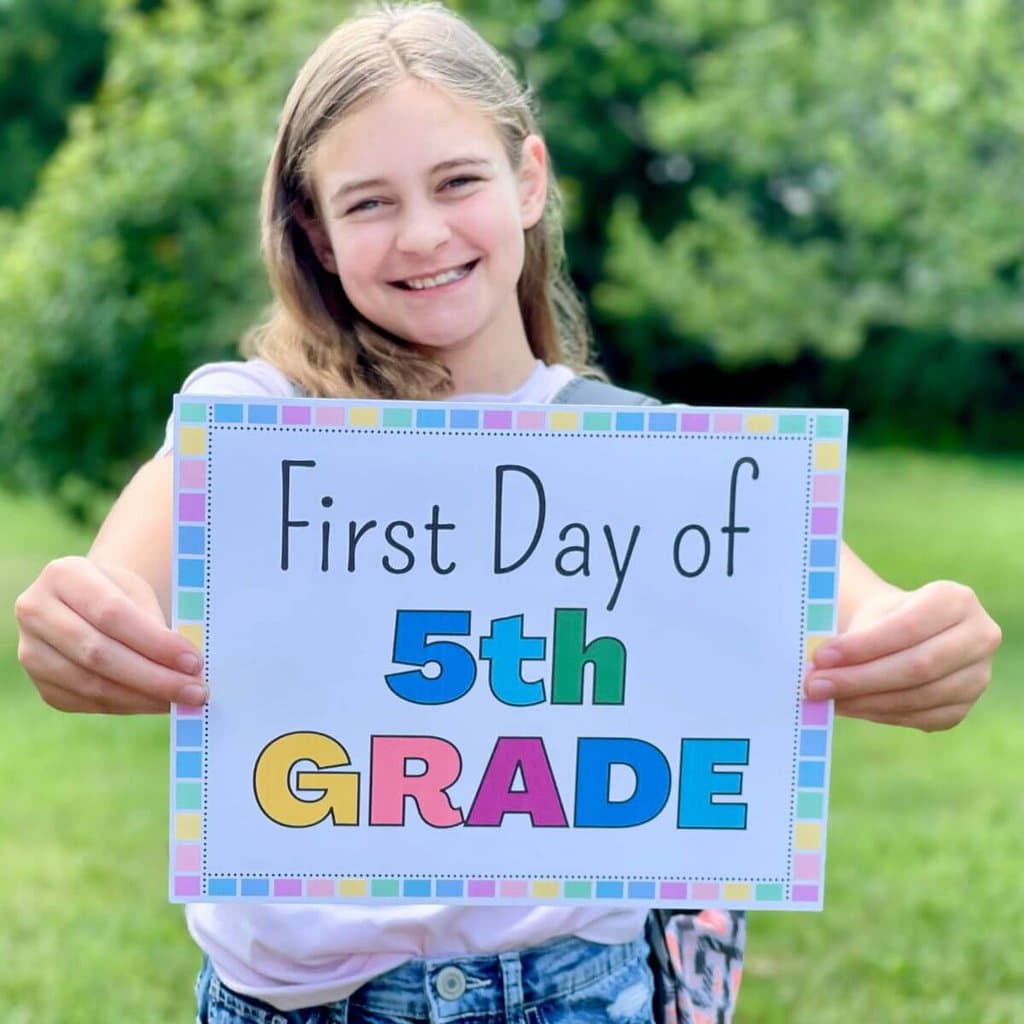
[168,397,847,910]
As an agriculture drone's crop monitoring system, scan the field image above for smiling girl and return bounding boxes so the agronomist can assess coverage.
[13,3,1000,1022]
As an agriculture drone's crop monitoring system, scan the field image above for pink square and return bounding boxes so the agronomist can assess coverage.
[499,880,528,898]
[812,474,840,502]
[306,878,336,898]
[713,413,742,433]
[517,411,545,430]
[315,406,345,426]
[175,845,201,871]
[793,854,820,881]
[691,882,720,901]
[179,460,206,489]
[801,700,830,725]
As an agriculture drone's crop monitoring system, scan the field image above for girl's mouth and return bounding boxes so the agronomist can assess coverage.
[392,260,478,292]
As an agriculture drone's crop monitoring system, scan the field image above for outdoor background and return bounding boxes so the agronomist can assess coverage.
[0,0,1020,1021]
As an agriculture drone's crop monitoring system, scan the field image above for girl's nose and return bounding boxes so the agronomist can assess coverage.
[395,202,451,254]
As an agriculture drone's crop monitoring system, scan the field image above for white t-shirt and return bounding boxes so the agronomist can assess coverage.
[159,358,648,1011]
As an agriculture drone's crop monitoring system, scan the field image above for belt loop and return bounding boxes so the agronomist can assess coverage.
[499,950,526,1024]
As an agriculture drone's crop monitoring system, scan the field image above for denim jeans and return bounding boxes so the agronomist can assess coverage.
[195,935,655,1024]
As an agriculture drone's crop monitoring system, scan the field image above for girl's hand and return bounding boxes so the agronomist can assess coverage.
[15,555,208,714]
[804,580,1001,731]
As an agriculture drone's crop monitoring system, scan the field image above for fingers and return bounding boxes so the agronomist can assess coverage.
[837,702,976,733]
[806,616,995,701]
[50,556,202,675]
[813,581,974,669]
[28,639,171,714]
[18,595,206,707]
[832,662,990,720]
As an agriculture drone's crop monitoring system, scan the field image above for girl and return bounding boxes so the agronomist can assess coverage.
[13,3,1001,1022]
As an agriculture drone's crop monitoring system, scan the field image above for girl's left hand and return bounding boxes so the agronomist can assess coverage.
[803,581,1001,731]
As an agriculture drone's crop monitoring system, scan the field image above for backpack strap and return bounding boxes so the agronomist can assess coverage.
[552,376,661,407]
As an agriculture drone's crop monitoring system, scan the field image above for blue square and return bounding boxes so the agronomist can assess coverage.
[403,879,432,897]
[176,751,202,778]
[176,720,203,747]
[208,878,237,897]
[800,730,828,757]
[241,878,270,897]
[450,409,479,429]
[615,412,644,432]
[596,881,623,898]
[809,539,837,567]
[435,879,463,897]
[416,408,446,428]
[213,404,243,423]
[798,760,826,788]
[648,412,677,432]
[247,404,278,424]
[178,526,205,556]
[808,572,835,599]
[178,559,205,588]
[627,881,656,899]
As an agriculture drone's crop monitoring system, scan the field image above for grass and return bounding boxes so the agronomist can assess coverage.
[0,448,1020,1023]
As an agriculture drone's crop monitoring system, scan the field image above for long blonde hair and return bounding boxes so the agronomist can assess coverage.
[244,1,595,398]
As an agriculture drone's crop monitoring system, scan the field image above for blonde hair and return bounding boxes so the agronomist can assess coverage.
[244,1,596,398]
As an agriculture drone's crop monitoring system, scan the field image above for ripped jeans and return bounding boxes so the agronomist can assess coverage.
[196,935,655,1024]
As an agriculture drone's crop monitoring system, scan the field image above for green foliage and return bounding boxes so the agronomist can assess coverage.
[0,0,109,209]
[599,0,1024,366]
[0,0,342,515]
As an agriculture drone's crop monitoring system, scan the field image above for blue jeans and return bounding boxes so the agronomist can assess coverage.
[196,935,655,1024]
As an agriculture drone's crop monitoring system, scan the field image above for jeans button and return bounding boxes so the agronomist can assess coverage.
[436,965,467,1000]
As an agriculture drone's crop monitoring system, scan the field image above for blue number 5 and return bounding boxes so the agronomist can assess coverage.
[385,610,476,704]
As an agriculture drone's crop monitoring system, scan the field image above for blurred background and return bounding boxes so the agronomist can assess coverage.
[0,0,1020,1021]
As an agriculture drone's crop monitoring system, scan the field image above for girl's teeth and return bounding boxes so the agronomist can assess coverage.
[405,264,471,290]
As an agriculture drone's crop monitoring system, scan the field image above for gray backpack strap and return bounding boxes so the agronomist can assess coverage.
[552,376,661,406]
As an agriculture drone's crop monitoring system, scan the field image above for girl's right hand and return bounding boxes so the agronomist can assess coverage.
[14,555,208,714]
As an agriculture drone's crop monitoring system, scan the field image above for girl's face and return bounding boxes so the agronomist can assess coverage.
[300,78,548,390]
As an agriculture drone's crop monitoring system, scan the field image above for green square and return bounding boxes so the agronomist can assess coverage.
[176,782,202,810]
[806,603,834,631]
[371,879,400,897]
[582,412,612,431]
[180,403,207,423]
[564,881,592,898]
[178,592,205,620]
[778,414,807,434]
[797,792,824,818]
[382,408,413,427]
[756,883,784,901]
[815,415,844,438]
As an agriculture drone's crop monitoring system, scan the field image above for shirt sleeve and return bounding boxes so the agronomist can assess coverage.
[154,360,298,458]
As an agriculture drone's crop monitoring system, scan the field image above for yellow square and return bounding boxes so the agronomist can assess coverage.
[175,812,201,841]
[814,442,841,470]
[178,624,204,649]
[349,407,379,427]
[532,880,560,899]
[745,414,773,434]
[179,427,207,456]
[339,879,368,897]
[805,635,829,661]
[795,823,822,850]
[549,411,578,431]
[722,883,751,901]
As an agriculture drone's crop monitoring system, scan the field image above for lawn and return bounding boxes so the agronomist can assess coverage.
[0,449,1020,1023]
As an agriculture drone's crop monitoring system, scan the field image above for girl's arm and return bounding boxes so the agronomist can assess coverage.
[804,542,1001,731]
[14,456,207,713]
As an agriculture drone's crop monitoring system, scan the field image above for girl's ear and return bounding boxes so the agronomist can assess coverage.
[292,197,338,274]
[518,134,548,230]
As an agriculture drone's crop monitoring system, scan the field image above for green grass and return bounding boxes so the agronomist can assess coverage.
[0,449,1020,1022]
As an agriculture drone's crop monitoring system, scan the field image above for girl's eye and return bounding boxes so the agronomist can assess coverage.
[442,175,480,191]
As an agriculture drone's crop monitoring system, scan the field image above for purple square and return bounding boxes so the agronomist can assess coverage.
[178,493,205,522]
[282,405,311,425]
[811,507,838,534]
